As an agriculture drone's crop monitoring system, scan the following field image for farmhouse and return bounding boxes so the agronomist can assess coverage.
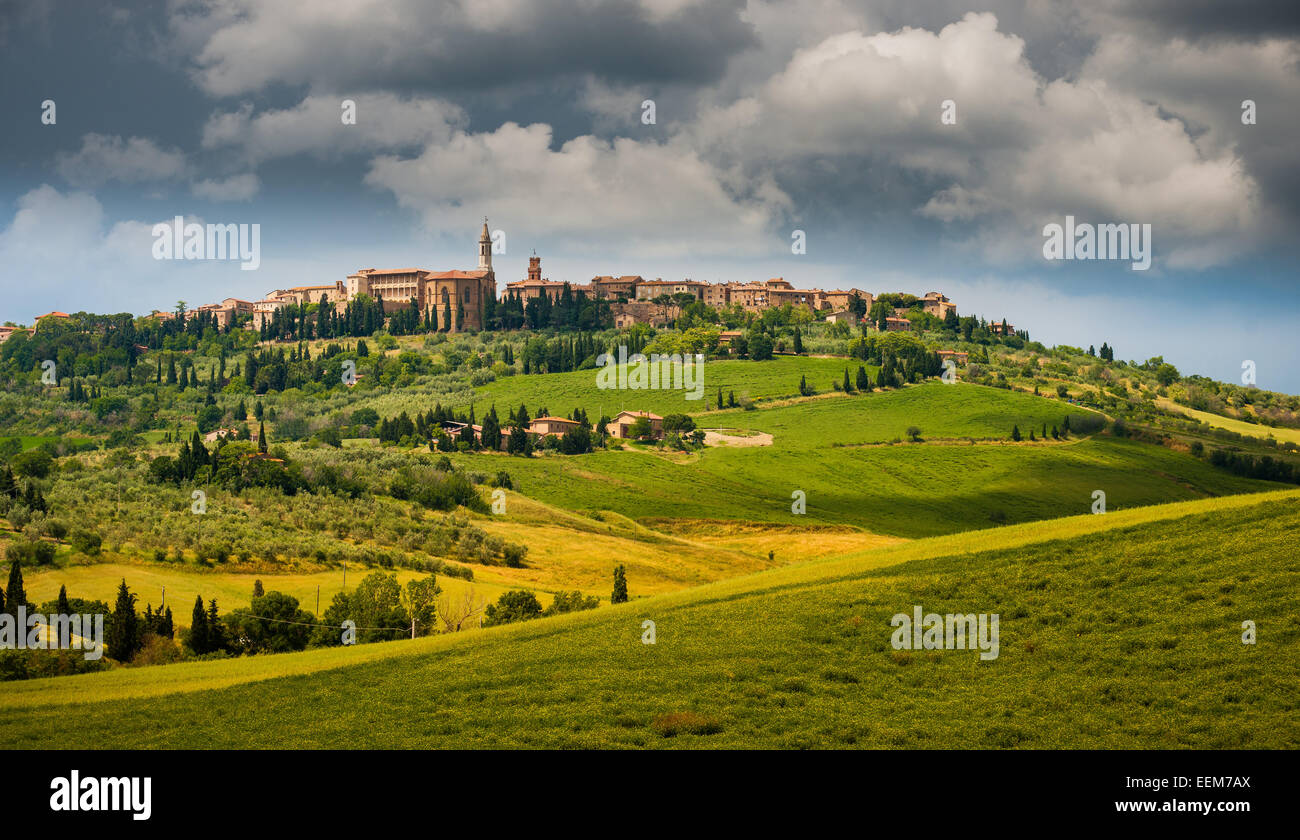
[884,316,912,332]
[990,320,1016,336]
[528,416,584,437]
[717,330,744,346]
[609,410,664,440]
[937,350,969,366]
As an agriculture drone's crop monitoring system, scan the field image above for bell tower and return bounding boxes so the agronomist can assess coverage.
[478,218,492,271]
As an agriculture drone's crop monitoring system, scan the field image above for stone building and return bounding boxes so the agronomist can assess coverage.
[346,220,497,331]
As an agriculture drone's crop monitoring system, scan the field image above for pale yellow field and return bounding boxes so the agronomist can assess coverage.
[471,493,782,594]
[1157,398,1300,445]
[645,519,907,564]
[21,563,525,629]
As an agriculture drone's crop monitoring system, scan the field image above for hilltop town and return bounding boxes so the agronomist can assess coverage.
[1,221,1010,342]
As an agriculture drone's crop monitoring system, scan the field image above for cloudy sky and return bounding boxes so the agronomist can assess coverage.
[1,0,1297,390]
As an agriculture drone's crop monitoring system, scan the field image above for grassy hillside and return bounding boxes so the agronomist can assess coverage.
[1156,398,1300,446]
[447,383,1280,538]
[466,355,872,418]
[3,489,1295,748]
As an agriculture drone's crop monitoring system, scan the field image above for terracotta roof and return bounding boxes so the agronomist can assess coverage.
[614,410,663,421]
[427,270,490,279]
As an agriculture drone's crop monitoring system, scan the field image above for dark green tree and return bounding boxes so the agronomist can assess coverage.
[483,590,543,626]
[611,564,628,604]
[187,595,209,655]
[106,579,141,662]
[5,559,26,618]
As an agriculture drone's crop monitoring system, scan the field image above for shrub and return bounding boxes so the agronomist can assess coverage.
[503,543,528,568]
[69,529,102,556]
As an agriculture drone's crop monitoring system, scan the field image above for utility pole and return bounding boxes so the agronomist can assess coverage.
[410,617,416,640]
[342,562,346,588]
[316,585,320,616]
[161,586,165,608]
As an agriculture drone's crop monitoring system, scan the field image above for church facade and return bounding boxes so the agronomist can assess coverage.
[345,221,497,332]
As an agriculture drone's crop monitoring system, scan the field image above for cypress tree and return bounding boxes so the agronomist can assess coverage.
[1011,424,1022,442]
[253,579,264,598]
[258,421,268,454]
[611,565,628,604]
[188,595,209,655]
[856,366,870,392]
[843,368,853,393]
[207,599,224,652]
[5,559,26,618]
[106,579,141,662]
[56,584,70,617]
[793,327,803,354]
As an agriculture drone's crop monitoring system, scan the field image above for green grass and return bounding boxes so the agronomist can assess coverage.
[466,355,872,419]
[7,434,95,450]
[717,381,1087,448]
[3,489,1295,748]
[447,383,1279,538]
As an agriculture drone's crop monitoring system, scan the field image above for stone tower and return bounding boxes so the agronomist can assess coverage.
[478,218,492,271]
[528,252,541,282]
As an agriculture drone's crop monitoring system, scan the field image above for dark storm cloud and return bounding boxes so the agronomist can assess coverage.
[0,0,51,46]
[1104,0,1300,41]
[183,0,758,98]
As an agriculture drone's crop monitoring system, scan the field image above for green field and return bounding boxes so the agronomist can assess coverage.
[446,383,1278,538]
[465,355,871,419]
[3,489,1295,748]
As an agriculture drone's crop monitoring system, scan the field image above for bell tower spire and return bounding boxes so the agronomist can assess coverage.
[478,217,492,271]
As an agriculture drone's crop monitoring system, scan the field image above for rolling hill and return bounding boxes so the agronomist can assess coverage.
[3,488,1296,749]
